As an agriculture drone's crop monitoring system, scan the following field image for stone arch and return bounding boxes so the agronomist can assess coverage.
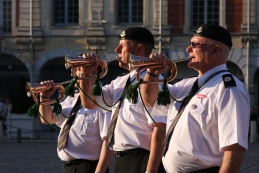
[1,47,30,71]
[228,48,248,78]
[34,49,80,81]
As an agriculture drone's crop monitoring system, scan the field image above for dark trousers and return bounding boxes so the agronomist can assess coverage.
[63,159,110,173]
[191,166,220,173]
[114,148,165,173]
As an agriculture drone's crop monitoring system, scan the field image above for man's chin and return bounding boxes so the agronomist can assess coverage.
[187,61,193,68]
[119,63,129,70]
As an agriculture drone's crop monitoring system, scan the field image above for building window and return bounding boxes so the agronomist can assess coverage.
[117,0,143,24]
[53,0,79,26]
[0,0,12,34]
[192,0,219,28]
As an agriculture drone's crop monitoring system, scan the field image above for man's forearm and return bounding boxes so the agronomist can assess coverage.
[146,123,166,173]
[219,143,246,173]
[95,139,114,173]
[39,98,57,124]
[79,79,99,109]
[141,73,159,107]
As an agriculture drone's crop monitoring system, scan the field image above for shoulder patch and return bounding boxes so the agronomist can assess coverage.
[222,74,236,88]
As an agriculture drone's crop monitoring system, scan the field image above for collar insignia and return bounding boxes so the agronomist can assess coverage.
[196,27,202,33]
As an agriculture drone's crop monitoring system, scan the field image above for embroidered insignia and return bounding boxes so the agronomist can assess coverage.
[224,76,231,82]
[120,31,126,37]
[222,74,236,88]
[196,27,202,33]
[197,94,208,99]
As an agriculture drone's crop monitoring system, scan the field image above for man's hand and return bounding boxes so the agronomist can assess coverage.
[39,80,56,98]
[147,54,169,75]
[80,53,101,77]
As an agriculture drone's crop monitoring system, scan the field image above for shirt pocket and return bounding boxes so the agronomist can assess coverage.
[123,104,146,128]
[72,113,96,135]
[183,104,205,130]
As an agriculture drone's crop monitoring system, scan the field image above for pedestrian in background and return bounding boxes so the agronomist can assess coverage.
[0,96,7,135]
[5,97,12,117]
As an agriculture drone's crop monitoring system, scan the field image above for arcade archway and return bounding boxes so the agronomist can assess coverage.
[0,53,29,98]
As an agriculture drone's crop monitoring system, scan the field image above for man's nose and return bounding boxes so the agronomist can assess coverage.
[115,45,121,53]
[186,44,192,53]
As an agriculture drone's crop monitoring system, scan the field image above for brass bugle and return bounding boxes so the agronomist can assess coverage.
[65,54,112,78]
[26,82,66,105]
[129,54,189,83]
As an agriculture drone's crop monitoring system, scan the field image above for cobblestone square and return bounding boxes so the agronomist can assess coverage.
[0,137,258,173]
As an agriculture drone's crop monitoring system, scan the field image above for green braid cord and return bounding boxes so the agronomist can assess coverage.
[124,79,143,104]
[168,70,231,103]
[38,112,60,131]
[157,78,171,106]
[77,82,131,112]
[138,87,166,132]
[53,99,62,117]
[92,74,102,96]
[64,76,78,97]
[27,102,40,118]
[76,82,112,112]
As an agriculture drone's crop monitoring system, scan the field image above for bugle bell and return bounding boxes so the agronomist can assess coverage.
[26,82,65,105]
[128,54,189,83]
[65,54,108,78]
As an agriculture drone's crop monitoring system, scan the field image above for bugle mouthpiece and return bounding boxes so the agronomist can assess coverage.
[105,57,120,62]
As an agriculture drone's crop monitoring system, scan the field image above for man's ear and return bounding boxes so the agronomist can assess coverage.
[136,44,145,55]
[212,46,222,54]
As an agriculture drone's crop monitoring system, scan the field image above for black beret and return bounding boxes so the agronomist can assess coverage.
[119,27,155,48]
[193,24,232,49]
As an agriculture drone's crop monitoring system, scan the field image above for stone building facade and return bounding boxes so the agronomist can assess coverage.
[0,0,259,107]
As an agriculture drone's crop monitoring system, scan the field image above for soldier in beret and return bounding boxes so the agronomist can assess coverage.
[141,24,250,173]
[80,27,166,173]
[39,71,111,173]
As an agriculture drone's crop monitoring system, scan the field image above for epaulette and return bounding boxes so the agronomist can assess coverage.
[222,74,236,88]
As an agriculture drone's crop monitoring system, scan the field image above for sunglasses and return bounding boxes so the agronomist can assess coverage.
[190,42,216,48]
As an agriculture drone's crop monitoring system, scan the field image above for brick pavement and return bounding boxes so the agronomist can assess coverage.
[0,137,258,173]
[0,140,63,173]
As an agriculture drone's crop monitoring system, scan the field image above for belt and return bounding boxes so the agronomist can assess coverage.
[191,166,220,173]
[64,159,92,167]
[114,148,148,158]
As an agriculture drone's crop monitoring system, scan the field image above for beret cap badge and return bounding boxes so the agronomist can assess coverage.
[196,27,202,33]
[193,24,232,49]
[118,27,155,48]
[120,31,126,37]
